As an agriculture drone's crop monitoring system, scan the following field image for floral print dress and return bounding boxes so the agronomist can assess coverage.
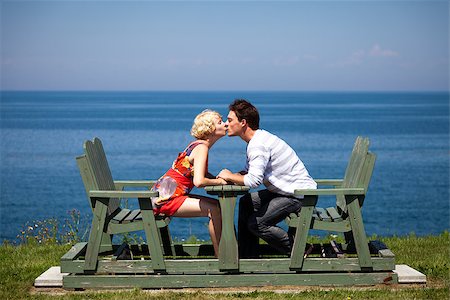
[152,142,205,216]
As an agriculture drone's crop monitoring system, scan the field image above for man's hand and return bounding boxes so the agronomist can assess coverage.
[217,169,246,185]
[217,169,233,181]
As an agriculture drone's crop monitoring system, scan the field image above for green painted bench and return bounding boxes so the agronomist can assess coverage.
[286,136,395,272]
[69,138,172,272]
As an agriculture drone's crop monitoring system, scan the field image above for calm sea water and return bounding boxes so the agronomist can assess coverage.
[1,91,449,243]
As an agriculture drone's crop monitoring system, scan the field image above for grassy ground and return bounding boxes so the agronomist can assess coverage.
[0,232,448,299]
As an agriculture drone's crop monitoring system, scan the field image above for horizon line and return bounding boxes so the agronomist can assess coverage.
[1,89,449,93]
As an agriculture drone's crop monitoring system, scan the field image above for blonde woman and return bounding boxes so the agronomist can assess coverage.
[151,110,227,256]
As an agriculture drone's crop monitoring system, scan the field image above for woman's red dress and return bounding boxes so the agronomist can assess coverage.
[152,142,204,216]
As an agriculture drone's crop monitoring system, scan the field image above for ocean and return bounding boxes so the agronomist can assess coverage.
[1,91,449,243]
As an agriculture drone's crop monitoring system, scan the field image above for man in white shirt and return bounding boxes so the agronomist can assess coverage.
[218,99,316,258]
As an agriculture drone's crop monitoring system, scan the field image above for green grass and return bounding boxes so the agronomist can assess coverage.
[379,232,450,282]
[0,232,448,299]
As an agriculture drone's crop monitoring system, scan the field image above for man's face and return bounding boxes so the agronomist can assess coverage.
[225,110,243,137]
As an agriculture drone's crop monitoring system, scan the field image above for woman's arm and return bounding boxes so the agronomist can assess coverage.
[191,144,227,187]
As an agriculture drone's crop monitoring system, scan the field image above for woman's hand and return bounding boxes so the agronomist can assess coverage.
[216,177,228,185]
[217,169,233,181]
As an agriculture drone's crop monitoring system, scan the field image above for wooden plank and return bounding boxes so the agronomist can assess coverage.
[345,195,373,269]
[284,213,297,227]
[107,217,169,234]
[294,188,365,196]
[379,249,395,258]
[89,190,158,198]
[156,217,171,228]
[114,180,156,189]
[315,207,331,222]
[60,242,87,261]
[315,179,343,187]
[99,233,113,253]
[61,255,395,275]
[93,138,115,190]
[337,136,369,212]
[326,207,343,222]
[85,139,120,215]
[217,193,239,272]
[76,156,95,210]
[122,210,141,223]
[138,198,166,271]
[293,216,350,234]
[61,256,395,274]
[289,197,316,270]
[111,209,131,223]
[84,197,109,271]
[205,185,250,194]
[63,272,398,289]
[360,152,376,194]
[107,222,143,234]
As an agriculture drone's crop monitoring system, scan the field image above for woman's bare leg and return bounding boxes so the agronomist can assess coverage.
[172,196,222,257]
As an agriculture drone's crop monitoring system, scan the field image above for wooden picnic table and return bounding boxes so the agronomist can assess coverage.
[205,185,250,272]
[60,136,398,289]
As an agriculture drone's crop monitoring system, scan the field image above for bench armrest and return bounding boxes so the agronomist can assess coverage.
[114,180,156,189]
[294,187,365,196]
[314,179,343,187]
[89,190,158,198]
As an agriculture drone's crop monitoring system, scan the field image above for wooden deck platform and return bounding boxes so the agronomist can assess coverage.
[35,264,425,288]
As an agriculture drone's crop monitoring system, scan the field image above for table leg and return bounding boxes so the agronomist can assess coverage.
[218,193,239,272]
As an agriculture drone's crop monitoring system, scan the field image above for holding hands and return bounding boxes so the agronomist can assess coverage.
[216,169,246,186]
[216,176,228,185]
[217,169,234,182]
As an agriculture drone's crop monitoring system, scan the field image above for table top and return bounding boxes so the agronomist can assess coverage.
[205,185,250,193]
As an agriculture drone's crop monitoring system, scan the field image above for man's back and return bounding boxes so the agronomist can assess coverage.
[244,129,317,196]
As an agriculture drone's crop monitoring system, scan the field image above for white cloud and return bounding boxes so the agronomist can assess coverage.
[369,44,399,57]
[328,44,399,68]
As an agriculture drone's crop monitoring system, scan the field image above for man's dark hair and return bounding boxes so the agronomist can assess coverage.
[229,99,260,130]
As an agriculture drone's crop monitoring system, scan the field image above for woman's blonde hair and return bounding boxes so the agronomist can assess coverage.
[190,109,222,140]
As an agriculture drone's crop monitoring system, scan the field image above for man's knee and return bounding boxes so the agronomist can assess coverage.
[247,217,266,236]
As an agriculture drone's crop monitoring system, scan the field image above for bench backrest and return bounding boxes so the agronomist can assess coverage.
[76,138,120,216]
[336,136,376,213]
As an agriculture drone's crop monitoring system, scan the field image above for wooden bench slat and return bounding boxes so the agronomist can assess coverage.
[326,207,343,222]
[122,209,141,223]
[112,209,131,223]
[315,207,331,222]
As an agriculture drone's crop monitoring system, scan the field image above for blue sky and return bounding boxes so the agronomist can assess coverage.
[1,1,449,91]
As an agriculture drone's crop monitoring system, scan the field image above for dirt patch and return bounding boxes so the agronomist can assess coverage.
[30,282,434,296]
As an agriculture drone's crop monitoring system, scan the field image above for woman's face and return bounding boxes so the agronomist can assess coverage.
[214,116,227,137]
